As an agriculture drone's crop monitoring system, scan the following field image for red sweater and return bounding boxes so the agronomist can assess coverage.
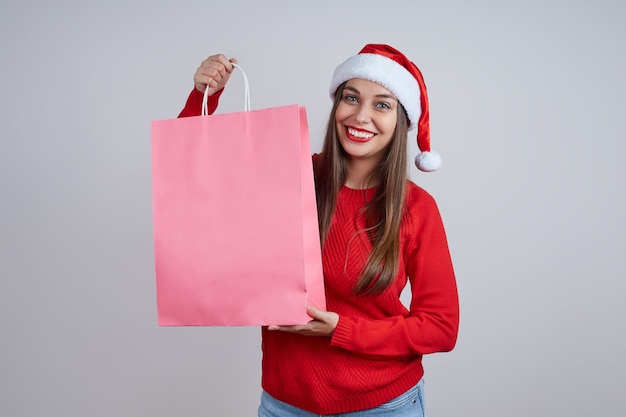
[177,87,222,118]
[179,90,459,414]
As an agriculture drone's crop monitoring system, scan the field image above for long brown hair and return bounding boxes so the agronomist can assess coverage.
[314,82,409,295]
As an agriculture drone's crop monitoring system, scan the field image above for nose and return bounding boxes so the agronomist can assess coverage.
[354,105,372,124]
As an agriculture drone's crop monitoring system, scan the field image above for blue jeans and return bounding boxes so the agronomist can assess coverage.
[258,379,425,417]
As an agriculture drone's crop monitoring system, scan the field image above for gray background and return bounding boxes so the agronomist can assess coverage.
[1,0,624,416]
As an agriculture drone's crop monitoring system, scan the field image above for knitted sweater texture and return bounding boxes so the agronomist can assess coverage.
[179,89,459,415]
[261,183,458,414]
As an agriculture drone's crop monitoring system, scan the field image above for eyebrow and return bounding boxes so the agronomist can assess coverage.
[344,85,398,100]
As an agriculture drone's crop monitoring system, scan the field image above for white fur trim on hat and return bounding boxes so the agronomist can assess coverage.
[329,53,421,131]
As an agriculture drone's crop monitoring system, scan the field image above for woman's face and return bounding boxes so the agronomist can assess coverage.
[335,78,398,164]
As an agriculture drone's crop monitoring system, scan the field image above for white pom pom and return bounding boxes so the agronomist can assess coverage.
[415,151,442,172]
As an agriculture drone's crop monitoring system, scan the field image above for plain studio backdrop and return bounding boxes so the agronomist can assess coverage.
[1,1,624,416]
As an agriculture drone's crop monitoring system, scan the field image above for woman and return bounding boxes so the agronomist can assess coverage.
[179,44,459,416]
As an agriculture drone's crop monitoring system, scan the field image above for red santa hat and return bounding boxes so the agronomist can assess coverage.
[329,44,442,172]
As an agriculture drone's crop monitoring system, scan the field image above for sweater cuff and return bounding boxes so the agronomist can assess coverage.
[177,87,224,118]
[330,315,353,349]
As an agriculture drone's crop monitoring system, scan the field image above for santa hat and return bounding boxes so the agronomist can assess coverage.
[329,44,441,172]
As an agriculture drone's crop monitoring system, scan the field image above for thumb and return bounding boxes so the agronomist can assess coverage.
[306,305,326,320]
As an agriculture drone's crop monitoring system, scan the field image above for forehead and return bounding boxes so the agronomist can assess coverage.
[345,78,397,99]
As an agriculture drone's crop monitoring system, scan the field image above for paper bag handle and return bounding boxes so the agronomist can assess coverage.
[202,63,250,115]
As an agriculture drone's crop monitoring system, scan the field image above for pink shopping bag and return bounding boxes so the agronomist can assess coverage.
[151,70,325,326]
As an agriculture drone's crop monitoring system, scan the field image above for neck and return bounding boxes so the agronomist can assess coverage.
[344,158,379,189]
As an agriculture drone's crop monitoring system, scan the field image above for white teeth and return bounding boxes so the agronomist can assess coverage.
[347,128,374,139]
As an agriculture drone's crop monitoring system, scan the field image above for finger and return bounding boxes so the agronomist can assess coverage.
[202,53,227,64]
[268,323,312,332]
[199,65,223,81]
[203,63,226,78]
[268,325,291,331]
[195,75,215,91]
[206,55,236,75]
[227,58,238,72]
[210,53,230,64]
[207,54,234,73]
[306,305,326,321]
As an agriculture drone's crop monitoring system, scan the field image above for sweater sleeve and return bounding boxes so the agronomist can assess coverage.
[330,190,460,359]
[177,87,224,118]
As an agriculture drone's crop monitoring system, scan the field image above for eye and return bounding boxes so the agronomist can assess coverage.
[343,94,358,103]
[376,101,392,110]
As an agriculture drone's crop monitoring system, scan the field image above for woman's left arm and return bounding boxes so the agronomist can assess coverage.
[270,190,459,358]
[330,192,459,359]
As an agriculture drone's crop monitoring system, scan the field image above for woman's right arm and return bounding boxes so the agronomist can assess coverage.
[178,54,238,118]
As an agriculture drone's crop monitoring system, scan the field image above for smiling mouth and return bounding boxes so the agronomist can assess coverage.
[346,127,375,142]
